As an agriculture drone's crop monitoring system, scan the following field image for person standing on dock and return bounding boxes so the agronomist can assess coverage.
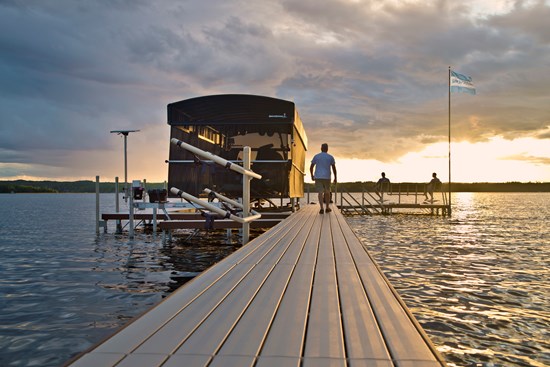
[375,172,390,196]
[310,143,337,214]
[424,172,442,202]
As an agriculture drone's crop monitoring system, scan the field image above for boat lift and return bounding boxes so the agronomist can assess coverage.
[167,138,262,244]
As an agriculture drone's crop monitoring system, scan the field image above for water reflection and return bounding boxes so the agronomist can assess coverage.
[92,230,243,296]
[348,193,550,367]
[1,193,548,367]
[0,192,256,367]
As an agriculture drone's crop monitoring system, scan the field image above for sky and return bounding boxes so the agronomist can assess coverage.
[1,0,549,184]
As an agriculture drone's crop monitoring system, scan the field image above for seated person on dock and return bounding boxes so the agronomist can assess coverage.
[375,172,390,196]
[424,172,442,202]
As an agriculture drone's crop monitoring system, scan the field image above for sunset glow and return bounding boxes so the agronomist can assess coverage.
[326,136,550,184]
[1,0,548,184]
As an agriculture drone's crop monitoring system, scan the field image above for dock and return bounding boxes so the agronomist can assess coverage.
[73,204,445,367]
[334,188,451,216]
[101,212,289,231]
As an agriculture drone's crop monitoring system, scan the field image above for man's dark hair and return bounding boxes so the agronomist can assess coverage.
[321,143,328,152]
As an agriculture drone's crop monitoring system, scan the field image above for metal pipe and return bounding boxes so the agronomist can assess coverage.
[129,186,134,239]
[170,138,262,179]
[202,189,261,218]
[242,146,251,244]
[95,176,100,234]
[165,159,288,164]
[115,176,121,233]
[170,188,261,224]
[123,134,128,201]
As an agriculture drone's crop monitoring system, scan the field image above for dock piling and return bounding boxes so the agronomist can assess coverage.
[95,176,106,234]
[95,176,100,234]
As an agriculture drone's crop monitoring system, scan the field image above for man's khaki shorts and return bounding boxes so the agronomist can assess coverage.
[315,179,331,193]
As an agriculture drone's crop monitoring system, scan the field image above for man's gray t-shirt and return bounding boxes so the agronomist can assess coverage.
[311,152,335,180]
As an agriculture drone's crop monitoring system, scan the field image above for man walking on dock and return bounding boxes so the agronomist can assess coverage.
[310,143,337,214]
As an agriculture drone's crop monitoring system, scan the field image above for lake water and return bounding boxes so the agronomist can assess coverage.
[0,192,548,366]
[348,192,549,367]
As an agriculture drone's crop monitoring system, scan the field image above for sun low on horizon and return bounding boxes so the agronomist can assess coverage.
[306,136,550,184]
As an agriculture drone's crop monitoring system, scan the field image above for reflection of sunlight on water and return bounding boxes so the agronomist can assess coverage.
[347,193,550,367]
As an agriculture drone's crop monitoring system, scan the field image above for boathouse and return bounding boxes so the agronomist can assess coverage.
[166,95,308,202]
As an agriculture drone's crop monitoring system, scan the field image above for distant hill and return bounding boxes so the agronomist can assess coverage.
[1,180,549,193]
[0,180,166,194]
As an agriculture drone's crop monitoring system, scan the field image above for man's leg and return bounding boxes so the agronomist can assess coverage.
[315,180,324,213]
[324,187,332,212]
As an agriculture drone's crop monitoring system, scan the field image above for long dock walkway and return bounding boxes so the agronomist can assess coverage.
[70,205,445,367]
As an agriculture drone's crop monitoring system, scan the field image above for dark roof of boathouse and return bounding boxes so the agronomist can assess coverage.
[167,94,296,126]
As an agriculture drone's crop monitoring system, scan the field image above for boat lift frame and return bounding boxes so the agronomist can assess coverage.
[167,138,262,244]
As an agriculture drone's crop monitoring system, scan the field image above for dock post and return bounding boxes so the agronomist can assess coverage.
[152,206,157,237]
[242,146,251,245]
[226,229,232,244]
[115,177,122,233]
[95,176,100,234]
[129,186,135,239]
[338,184,342,209]
[398,183,401,204]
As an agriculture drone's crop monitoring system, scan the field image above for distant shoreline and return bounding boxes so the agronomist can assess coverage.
[1,180,549,193]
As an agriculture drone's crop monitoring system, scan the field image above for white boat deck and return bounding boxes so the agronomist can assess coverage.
[69,204,446,367]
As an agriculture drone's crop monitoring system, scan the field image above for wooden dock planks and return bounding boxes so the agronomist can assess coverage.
[69,205,445,367]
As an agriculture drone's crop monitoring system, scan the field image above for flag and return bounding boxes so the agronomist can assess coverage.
[450,70,476,95]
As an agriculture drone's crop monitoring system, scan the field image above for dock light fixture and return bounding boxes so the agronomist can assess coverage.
[110,129,140,202]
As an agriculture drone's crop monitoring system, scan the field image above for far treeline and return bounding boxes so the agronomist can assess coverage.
[1,180,550,193]
[311,181,550,193]
[0,180,166,194]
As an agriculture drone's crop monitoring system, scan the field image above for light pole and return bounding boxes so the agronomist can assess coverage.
[110,129,140,202]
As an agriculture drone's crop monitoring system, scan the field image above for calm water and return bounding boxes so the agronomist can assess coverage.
[0,193,548,366]
[0,193,239,366]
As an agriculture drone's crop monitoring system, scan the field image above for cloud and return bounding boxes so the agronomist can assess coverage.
[502,154,550,165]
[0,0,549,181]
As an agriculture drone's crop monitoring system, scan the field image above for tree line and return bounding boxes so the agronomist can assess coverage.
[306,181,550,193]
[1,180,549,194]
[0,180,166,194]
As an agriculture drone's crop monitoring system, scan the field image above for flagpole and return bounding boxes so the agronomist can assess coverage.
[448,66,452,216]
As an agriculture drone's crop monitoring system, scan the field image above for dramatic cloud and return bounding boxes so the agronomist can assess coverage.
[0,0,548,182]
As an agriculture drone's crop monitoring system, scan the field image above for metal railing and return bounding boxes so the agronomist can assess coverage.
[334,182,450,216]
